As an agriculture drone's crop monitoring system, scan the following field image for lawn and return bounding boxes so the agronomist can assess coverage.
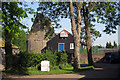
[25,65,94,75]
[27,67,74,75]
[3,65,94,75]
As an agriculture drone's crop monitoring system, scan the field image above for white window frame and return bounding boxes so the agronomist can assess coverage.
[70,43,74,49]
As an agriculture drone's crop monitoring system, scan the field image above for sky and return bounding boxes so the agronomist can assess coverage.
[21,2,119,47]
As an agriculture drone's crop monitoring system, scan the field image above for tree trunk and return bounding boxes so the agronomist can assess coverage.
[5,29,13,70]
[69,1,82,70]
[74,37,81,69]
[2,2,13,70]
[83,6,94,66]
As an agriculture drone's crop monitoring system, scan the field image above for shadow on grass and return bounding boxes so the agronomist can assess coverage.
[3,54,29,75]
[60,64,95,73]
[3,67,29,75]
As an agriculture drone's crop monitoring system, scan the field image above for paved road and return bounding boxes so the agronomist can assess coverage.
[2,63,120,79]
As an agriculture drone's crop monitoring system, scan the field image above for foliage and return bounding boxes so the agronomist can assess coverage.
[1,2,31,70]
[82,48,87,54]
[16,50,70,72]
[60,52,68,64]
[18,51,36,67]
[43,50,58,66]
[92,46,98,53]
[37,2,102,43]
[11,30,28,52]
[18,50,58,68]
[37,2,119,67]
[97,45,103,48]
[94,2,119,34]
[31,13,54,40]
[106,41,113,48]
[106,41,117,48]
[113,41,117,48]
[1,2,28,38]
[56,51,68,65]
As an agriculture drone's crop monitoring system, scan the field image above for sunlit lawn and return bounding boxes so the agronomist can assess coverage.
[3,65,94,75]
[27,67,74,75]
[27,65,94,75]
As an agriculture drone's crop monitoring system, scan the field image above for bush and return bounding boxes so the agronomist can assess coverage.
[57,51,68,64]
[43,50,58,66]
[17,50,70,71]
[18,51,36,67]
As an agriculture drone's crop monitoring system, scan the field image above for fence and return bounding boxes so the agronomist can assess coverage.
[98,48,119,53]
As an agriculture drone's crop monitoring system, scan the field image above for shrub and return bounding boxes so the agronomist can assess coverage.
[57,51,68,64]
[43,50,58,66]
[18,50,70,71]
[18,51,36,67]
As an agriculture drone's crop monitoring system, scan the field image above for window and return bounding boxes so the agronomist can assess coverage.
[70,43,74,49]
[58,43,65,52]
[60,31,68,37]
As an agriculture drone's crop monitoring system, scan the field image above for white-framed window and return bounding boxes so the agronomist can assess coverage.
[70,43,74,49]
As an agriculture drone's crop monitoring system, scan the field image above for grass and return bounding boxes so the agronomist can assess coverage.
[3,65,94,75]
[27,67,74,75]
[80,66,94,69]
[24,65,94,75]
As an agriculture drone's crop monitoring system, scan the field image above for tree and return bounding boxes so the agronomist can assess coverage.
[69,1,82,69]
[11,30,28,52]
[36,1,119,68]
[95,2,119,34]
[98,45,103,48]
[106,42,109,48]
[36,2,82,69]
[82,2,96,66]
[37,2,102,69]
[109,42,113,48]
[113,41,117,48]
[81,2,119,66]
[83,2,119,66]
[1,2,28,70]
[106,41,113,48]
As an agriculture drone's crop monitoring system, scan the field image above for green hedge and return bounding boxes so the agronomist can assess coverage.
[18,50,69,70]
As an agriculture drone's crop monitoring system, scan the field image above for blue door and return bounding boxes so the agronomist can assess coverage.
[58,43,64,51]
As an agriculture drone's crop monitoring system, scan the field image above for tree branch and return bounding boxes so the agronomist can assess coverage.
[88,2,97,14]
[88,2,91,9]
[76,2,82,36]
